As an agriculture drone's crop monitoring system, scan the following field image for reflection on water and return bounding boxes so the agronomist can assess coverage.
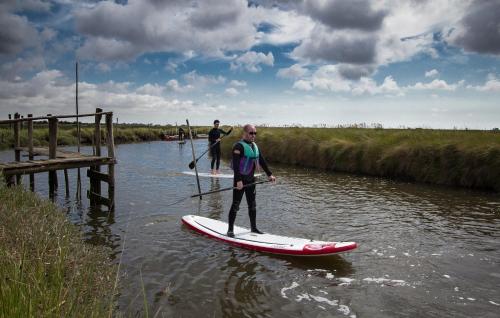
[2,140,499,317]
[207,178,224,219]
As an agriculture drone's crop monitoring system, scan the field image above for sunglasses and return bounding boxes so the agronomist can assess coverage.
[248,131,257,135]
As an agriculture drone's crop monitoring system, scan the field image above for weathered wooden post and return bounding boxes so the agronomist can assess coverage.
[106,112,115,209]
[48,115,58,199]
[13,113,21,185]
[64,169,69,197]
[89,108,103,205]
[27,114,34,191]
[186,119,202,199]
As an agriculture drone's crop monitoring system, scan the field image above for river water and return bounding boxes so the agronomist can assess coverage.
[2,140,499,317]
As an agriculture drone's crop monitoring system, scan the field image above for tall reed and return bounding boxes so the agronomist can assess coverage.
[221,127,500,191]
[0,184,117,317]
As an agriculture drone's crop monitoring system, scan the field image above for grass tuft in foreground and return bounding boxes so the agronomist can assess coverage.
[0,184,117,318]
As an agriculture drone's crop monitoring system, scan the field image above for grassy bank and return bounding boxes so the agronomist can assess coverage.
[0,184,117,317]
[0,122,211,150]
[221,127,500,192]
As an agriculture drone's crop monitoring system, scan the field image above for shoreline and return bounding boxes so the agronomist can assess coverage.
[0,184,117,317]
[221,127,500,192]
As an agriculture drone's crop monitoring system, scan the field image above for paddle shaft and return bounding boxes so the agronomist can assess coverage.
[188,128,232,169]
[190,179,270,198]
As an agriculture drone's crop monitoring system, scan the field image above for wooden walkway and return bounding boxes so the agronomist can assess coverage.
[0,155,115,176]
[0,108,116,209]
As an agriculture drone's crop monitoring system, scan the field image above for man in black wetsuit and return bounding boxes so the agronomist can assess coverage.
[208,119,230,175]
[227,124,276,237]
[178,126,185,141]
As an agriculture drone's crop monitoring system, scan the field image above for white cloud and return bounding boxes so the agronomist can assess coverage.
[293,80,313,91]
[425,69,439,77]
[75,0,259,61]
[467,75,500,92]
[136,83,164,96]
[0,68,226,120]
[166,79,193,93]
[0,56,46,81]
[96,62,111,73]
[229,80,247,87]
[230,51,274,73]
[0,11,39,55]
[292,65,403,96]
[225,87,239,96]
[288,0,470,80]
[183,71,226,86]
[409,79,464,91]
[277,64,309,79]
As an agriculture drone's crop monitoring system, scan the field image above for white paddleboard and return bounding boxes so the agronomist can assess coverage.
[182,171,262,179]
[182,215,357,256]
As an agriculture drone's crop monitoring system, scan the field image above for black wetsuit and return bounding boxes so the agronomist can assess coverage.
[208,127,229,170]
[228,140,272,233]
[178,127,184,141]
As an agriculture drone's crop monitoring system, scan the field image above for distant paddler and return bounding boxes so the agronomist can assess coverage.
[178,126,185,142]
[227,124,276,238]
[208,119,232,175]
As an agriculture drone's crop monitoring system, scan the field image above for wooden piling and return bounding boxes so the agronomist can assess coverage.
[186,119,202,199]
[13,113,21,185]
[90,108,103,205]
[1,109,116,208]
[64,169,69,197]
[105,113,115,159]
[27,114,34,191]
[48,116,58,199]
[106,112,115,209]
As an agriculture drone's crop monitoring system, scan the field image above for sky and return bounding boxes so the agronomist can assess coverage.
[1,0,499,129]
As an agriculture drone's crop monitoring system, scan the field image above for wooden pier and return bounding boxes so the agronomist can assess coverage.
[0,108,116,209]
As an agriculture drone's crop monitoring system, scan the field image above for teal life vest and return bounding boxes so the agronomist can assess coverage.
[236,140,260,175]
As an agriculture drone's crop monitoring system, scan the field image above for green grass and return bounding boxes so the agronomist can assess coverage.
[221,127,500,191]
[0,184,117,317]
[0,122,211,149]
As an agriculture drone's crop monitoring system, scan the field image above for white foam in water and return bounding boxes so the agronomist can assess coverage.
[338,305,350,316]
[489,301,500,306]
[296,293,311,302]
[285,287,356,316]
[340,277,355,282]
[431,253,442,256]
[309,295,338,307]
[403,252,410,257]
[467,298,476,301]
[280,282,299,298]
[454,287,459,292]
[363,278,409,286]
[326,273,334,279]
[443,275,451,279]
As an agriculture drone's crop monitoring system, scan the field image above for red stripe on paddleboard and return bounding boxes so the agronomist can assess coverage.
[182,218,357,256]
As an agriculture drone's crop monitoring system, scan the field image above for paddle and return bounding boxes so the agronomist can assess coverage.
[190,179,270,198]
[165,179,271,207]
[188,127,233,169]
